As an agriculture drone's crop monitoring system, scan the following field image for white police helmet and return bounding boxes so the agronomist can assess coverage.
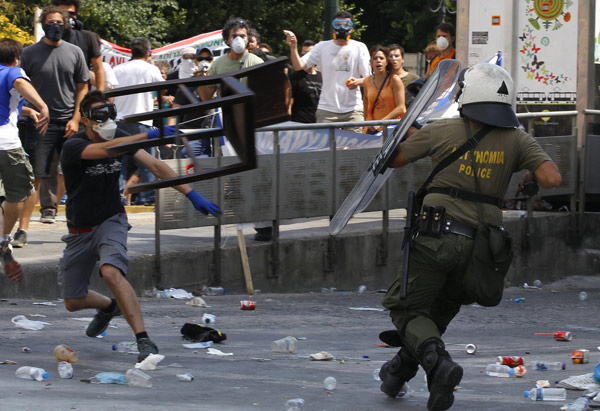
[457,63,519,128]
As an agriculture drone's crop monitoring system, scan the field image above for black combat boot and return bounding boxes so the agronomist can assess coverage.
[419,340,463,411]
[379,348,419,398]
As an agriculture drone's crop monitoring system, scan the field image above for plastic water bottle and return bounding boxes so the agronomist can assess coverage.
[15,366,49,381]
[528,361,566,371]
[284,398,305,411]
[176,373,194,382]
[125,368,152,388]
[524,388,567,401]
[112,341,139,354]
[485,364,526,377]
[324,376,337,390]
[567,396,590,410]
[202,285,225,296]
[58,361,73,379]
[54,344,79,363]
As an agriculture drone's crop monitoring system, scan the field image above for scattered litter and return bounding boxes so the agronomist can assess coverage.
[0,360,17,364]
[206,348,233,356]
[536,380,551,388]
[180,323,227,343]
[358,285,367,294]
[182,341,213,349]
[271,336,298,353]
[201,313,216,324]
[168,363,183,368]
[251,357,271,362]
[464,344,477,355]
[284,398,305,411]
[572,349,590,364]
[162,288,193,299]
[309,351,334,361]
[11,315,51,331]
[557,373,600,390]
[513,298,525,303]
[21,347,31,353]
[91,372,126,384]
[33,302,56,306]
[324,376,337,391]
[240,300,256,310]
[135,354,165,371]
[321,287,337,293]
[186,297,208,307]
[176,373,194,382]
[523,283,541,290]
[579,292,588,301]
[348,307,384,312]
[29,314,47,318]
[534,331,572,341]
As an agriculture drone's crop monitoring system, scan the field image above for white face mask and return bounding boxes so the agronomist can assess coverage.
[93,119,117,141]
[436,36,449,51]
[231,36,247,54]
[179,59,197,79]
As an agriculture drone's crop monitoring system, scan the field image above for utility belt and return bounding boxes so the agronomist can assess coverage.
[427,186,503,208]
[417,205,477,239]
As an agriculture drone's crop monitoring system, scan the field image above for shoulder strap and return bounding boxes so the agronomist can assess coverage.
[370,72,391,118]
[416,120,494,196]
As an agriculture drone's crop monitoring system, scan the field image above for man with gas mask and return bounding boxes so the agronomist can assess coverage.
[425,22,456,79]
[378,64,562,410]
[19,5,89,227]
[285,10,369,133]
[199,17,263,101]
[59,90,221,362]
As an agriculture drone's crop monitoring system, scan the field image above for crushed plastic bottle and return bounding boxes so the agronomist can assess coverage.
[54,344,79,363]
[176,373,194,382]
[271,336,298,353]
[533,279,542,288]
[358,285,367,294]
[58,361,73,379]
[112,341,139,354]
[15,366,49,381]
[284,398,305,411]
[202,313,216,324]
[373,368,381,381]
[485,364,526,377]
[567,396,590,410]
[324,376,337,391]
[126,368,152,388]
[528,361,566,371]
[524,387,566,401]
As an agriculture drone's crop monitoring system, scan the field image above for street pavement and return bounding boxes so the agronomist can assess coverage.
[0,276,599,410]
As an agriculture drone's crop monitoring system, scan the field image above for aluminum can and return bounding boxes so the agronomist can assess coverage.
[240,300,256,310]
[553,331,572,341]
[496,356,524,367]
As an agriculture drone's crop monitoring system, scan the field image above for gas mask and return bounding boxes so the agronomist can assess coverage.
[93,119,117,141]
[179,59,197,79]
[436,36,449,51]
[332,18,353,40]
[42,23,66,42]
[231,36,247,54]
[198,60,211,73]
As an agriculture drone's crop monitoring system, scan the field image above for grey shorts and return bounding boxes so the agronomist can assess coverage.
[58,213,130,299]
[0,147,35,203]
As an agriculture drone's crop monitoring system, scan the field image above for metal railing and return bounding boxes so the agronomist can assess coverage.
[153,112,580,282]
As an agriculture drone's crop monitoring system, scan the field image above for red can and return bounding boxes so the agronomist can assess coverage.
[554,331,572,341]
[496,356,524,367]
[240,300,256,310]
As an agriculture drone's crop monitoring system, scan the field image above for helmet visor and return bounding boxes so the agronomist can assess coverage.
[332,19,353,30]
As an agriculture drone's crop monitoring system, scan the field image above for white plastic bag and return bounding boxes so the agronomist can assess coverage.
[11,315,51,331]
[134,354,165,370]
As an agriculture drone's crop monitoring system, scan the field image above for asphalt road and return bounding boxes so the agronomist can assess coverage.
[0,276,599,411]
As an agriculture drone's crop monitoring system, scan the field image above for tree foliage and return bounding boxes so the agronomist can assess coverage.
[2,0,453,55]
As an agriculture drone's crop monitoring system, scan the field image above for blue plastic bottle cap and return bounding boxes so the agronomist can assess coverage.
[508,368,515,376]
[112,344,117,351]
[561,362,566,370]
[42,372,49,379]
[524,390,529,398]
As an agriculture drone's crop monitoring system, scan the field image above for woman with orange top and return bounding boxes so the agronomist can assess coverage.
[363,45,406,134]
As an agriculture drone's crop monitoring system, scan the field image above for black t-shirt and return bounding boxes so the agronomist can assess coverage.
[174,87,210,129]
[63,29,101,67]
[60,130,133,228]
[289,70,322,123]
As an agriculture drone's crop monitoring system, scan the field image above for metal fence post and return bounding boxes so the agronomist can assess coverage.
[325,126,337,273]
[377,126,389,266]
[270,130,280,278]
[212,136,222,285]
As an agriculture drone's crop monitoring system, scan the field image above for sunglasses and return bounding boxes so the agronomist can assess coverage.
[332,19,353,30]
[86,103,117,123]
[196,56,213,62]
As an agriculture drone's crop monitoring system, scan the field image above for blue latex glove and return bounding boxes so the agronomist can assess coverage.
[147,125,177,140]
[186,190,221,217]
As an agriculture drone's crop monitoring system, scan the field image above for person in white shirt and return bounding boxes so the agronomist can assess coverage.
[285,10,370,133]
[113,37,164,205]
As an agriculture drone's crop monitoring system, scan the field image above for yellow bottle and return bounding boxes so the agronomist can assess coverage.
[54,344,78,363]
